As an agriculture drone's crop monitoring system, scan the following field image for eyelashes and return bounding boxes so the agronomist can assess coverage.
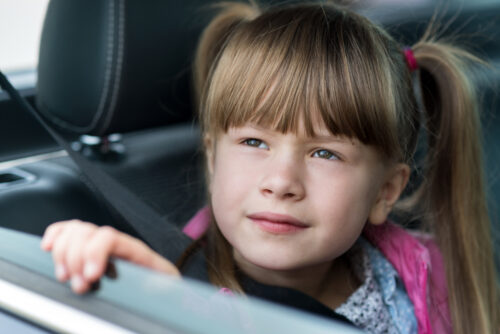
[242,138,269,149]
[241,138,341,161]
[312,149,340,161]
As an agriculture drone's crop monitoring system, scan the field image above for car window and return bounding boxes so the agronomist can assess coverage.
[0,0,49,88]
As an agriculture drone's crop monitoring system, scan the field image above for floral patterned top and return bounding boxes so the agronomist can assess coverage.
[335,238,418,334]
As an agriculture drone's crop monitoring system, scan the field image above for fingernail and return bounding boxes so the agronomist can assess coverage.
[40,237,50,250]
[84,262,98,280]
[55,265,67,281]
[71,275,84,292]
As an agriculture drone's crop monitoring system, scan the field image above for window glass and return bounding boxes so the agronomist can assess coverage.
[0,0,49,87]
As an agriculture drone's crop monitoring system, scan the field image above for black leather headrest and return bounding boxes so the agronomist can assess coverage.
[36,0,207,136]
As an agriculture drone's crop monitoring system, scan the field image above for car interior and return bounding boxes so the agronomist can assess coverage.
[0,0,499,288]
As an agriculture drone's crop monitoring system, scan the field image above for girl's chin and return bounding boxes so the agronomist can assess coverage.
[235,249,317,272]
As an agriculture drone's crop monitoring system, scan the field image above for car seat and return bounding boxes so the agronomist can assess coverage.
[0,0,210,237]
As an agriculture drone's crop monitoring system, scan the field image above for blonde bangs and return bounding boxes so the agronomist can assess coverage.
[202,4,403,159]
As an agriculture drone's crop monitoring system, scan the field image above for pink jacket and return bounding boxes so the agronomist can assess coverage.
[183,207,452,334]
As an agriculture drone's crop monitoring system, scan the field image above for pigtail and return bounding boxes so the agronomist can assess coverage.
[409,37,499,333]
[193,1,260,292]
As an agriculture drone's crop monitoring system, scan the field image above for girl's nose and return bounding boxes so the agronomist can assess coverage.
[259,156,305,201]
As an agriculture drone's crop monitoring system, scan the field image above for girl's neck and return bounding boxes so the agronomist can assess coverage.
[234,251,360,309]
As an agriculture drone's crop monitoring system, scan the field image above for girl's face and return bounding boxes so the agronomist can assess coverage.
[207,121,399,272]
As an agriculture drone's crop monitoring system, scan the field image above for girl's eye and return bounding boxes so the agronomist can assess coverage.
[242,138,269,149]
[312,149,339,160]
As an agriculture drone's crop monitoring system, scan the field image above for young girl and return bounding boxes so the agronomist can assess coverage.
[41,1,499,333]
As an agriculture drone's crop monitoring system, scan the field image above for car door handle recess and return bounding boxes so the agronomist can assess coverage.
[0,168,36,190]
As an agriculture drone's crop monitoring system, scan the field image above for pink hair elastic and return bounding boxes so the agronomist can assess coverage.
[403,47,418,72]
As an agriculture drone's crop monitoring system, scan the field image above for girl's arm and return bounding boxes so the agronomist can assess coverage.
[40,220,180,294]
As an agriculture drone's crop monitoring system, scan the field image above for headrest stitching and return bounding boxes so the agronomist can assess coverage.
[90,0,116,134]
[98,0,125,135]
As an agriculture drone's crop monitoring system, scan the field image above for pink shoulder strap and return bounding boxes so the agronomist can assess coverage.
[183,206,211,239]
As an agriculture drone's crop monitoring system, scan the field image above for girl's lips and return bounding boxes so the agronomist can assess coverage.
[247,212,309,234]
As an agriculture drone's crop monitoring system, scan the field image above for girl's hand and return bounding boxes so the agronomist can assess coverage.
[40,220,180,294]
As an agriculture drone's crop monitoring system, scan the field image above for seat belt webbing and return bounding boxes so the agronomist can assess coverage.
[0,71,190,261]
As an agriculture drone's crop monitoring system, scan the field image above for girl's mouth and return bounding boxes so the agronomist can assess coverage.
[247,212,309,234]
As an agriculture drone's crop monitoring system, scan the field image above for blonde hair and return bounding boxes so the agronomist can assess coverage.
[191,1,499,332]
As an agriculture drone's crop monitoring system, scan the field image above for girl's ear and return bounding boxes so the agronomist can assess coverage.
[368,163,410,225]
[204,134,215,177]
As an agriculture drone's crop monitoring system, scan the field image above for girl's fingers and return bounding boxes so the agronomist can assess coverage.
[41,221,67,251]
[70,274,91,295]
[82,226,119,282]
[42,221,181,295]
[64,223,97,280]
[47,220,97,286]
[51,224,74,282]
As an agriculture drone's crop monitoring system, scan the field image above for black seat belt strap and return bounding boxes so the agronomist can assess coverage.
[0,71,190,261]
